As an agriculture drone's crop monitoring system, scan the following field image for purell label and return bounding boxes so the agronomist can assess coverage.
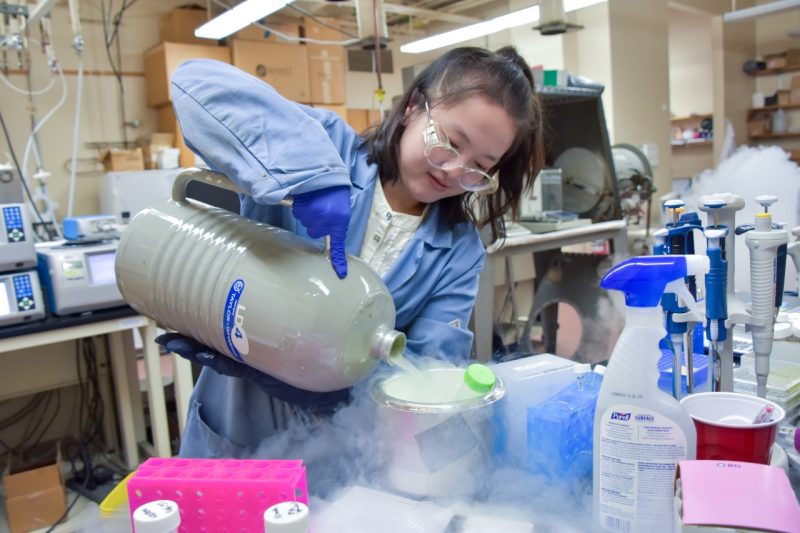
[598,405,688,532]
[222,279,249,361]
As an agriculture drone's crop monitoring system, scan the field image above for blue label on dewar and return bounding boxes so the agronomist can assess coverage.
[223,279,248,362]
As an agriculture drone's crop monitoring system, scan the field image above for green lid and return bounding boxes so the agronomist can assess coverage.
[463,363,496,393]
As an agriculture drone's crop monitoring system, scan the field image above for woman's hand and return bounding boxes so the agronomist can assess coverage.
[290,186,351,279]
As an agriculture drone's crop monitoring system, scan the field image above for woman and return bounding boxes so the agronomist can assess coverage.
[161,46,544,458]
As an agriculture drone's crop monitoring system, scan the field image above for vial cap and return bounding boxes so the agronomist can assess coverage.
[463,363,496,393]
[264,501,309,533]
[132,500,180,533]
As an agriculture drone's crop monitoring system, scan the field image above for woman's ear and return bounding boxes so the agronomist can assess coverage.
[403,88,423,125]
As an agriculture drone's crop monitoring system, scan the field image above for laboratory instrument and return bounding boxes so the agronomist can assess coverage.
[593,255,707,533]
[62,215,119,242]
[0,203,36,272]
[0,164,24,204]
[698,192,745,392]
[658,199,702,399]
[701,198,730,392]
[36,240,125,315]
[731,195,789,398]
[519,168,563,221]
[115,168,405,392]
[788,225,800,294]
[98,168,181,221]
[0,270,45,326]
[536,79,621,222]
[611,143,655,233]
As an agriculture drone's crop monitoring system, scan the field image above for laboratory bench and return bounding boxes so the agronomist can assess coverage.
[0,306,193,469]
[474,219,628,360]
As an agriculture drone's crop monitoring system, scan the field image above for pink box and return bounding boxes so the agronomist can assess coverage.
[127,458,308,532]
[674,460,800,532]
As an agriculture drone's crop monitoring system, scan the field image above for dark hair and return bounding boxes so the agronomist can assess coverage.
[363,46,544,242]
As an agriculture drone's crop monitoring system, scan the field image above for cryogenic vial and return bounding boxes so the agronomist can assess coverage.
[132,500,180,533]
[264,501,309,533]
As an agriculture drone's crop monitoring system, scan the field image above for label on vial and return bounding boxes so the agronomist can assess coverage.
[222,279,249,361]
[597,404,687,533]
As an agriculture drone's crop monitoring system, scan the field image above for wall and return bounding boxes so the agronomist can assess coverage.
[711,14,757,162]
[1,0,189,218]
[668,6,715,180]
[669,7,714,117]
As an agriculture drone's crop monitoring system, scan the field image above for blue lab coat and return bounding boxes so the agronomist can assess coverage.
[171,59,485,457]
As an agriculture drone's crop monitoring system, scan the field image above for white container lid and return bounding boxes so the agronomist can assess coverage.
[264,501,309,533]
[132,500,180,533]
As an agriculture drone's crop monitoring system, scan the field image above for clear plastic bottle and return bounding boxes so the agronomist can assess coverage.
[115,169,406,392]
[592,255,708,533]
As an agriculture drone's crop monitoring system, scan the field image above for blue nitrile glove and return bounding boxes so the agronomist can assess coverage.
[290,186,351,279]
[156,333,351,415]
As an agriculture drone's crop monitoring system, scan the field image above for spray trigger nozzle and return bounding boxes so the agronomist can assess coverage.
[665,279,701,320]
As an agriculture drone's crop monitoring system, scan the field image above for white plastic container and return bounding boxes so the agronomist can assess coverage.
[115,168,405,392]
[592,256,708,533]
[371,367,504,499]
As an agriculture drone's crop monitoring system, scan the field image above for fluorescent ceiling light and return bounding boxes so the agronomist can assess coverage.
[722,0,800,23]
[195,0,294,40]
[400,0,606,54]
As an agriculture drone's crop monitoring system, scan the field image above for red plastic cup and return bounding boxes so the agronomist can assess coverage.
[680,392,785,465]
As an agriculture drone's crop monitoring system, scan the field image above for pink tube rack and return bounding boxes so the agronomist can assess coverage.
[127,458,308,533]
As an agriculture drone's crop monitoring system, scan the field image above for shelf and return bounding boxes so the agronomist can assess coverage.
[670,113,712,123]
[671,139,713,147]
[751,64,800,76]
[748,103,800,115]
[749,132,800,140]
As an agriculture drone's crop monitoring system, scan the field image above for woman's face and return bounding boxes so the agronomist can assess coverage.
[395,95,517,209]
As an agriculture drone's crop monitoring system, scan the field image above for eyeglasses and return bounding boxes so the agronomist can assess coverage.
[422,99,498,193]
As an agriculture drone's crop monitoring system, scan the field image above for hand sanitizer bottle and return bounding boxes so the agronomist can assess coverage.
[592,255,709,533]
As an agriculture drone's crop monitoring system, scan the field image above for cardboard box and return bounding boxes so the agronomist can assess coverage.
[301,16,347,43]
[777,89,791,106]
[141,132,175,169]
[234,16,299,42]
[156,105,200,168]
[765,52,787,70]
[747,118,769,137]
[308,48,345,104]
[3,447,66,533]
[100,147,146,172]
[346,108,382,134]
[143,42,231,107]
[160,7,210,45]
[300,16,346,105]
[231,40,310,103]
[786,48,800,66]
[673,460,800,532]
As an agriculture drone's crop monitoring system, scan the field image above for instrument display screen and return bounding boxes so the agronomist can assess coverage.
[87,252,116,285]
[61,259,85,279]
